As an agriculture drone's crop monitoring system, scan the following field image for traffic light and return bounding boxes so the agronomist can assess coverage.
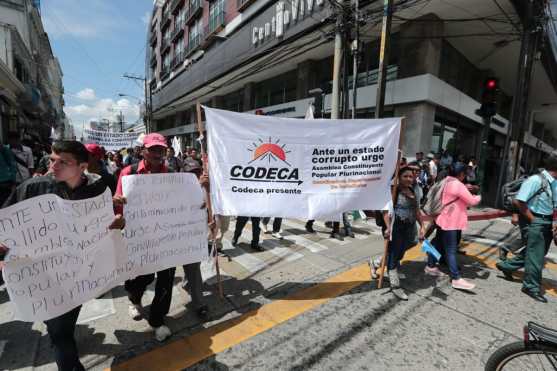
[477,77,499,118]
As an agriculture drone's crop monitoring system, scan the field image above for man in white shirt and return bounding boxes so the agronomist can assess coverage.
[428,153,439,182]
[7,132,34,184]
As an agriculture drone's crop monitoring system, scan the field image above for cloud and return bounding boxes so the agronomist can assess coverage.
[42,0,124,39]
[65,93,141,136]
[76,88,97,101]
[141,11,152,25]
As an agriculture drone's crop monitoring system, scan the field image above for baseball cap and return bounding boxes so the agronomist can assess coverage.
[143,133,168,148]
[85,143,103,159]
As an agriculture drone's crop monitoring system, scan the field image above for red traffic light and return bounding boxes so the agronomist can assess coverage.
[485,78,497,90]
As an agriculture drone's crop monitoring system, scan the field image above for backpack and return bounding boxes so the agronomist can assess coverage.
[501,174,550,213]
[422,178,457,216]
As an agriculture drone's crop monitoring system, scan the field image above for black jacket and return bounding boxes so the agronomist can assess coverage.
[4,172,108,207]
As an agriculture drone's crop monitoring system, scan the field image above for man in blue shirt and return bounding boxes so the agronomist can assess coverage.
[496,155,557,303]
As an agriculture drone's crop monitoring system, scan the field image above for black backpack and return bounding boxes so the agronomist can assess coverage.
[501,174,551,212]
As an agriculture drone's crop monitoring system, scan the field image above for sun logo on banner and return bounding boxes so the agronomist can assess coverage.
[247,137,292,166]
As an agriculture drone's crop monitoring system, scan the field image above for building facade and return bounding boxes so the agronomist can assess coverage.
[146,0,557,204]
[0,0,65,143]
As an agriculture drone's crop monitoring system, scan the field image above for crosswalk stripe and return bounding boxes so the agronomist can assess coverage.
[278,220,329,252]
[220,239,268,273]
[238,224,305,262]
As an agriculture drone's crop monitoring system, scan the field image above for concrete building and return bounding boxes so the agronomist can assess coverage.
[0,0,65,143]
[145,0,557,204]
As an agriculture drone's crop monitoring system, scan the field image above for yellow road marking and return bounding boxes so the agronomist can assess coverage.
[109,241,557,371]
[110,263,375,371]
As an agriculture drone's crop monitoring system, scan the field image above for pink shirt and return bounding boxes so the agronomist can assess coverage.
[435,177,481,231]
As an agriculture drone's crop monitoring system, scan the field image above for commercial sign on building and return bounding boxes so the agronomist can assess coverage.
[252,0,325,45]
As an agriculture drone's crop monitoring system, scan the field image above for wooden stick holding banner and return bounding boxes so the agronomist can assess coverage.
[377,119,405,289]
[196,102,224,299]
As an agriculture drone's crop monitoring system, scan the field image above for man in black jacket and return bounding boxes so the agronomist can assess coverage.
[0,140,125,371]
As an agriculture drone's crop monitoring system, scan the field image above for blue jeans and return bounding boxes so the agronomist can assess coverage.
[44,306,85,371]
[387,221,416,271]
[428,229,461,280]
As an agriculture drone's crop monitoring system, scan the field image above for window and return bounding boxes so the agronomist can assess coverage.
[175,37,184,55]
[177,7,185,24]
[189,18,201,47]
[209,0,225,31]
[254,70,297,108]
[163,53,171,69]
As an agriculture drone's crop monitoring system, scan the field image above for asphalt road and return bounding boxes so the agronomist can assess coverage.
[1,216,556,371]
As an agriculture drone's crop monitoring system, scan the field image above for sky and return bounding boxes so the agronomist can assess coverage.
[40,0,154,137]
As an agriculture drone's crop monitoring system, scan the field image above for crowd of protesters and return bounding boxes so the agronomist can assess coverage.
[0,130,553,371]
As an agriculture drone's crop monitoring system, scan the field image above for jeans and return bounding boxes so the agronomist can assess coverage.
[125,267,176,327]
[387,221,415,271]
[233,216,261,245]
[44,306,85,371]
[182,263,203,308]
[262,217,282,233]
[428,229,461,280]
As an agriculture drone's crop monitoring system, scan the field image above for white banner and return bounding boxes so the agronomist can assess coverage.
[2,174,208,321]
[121,173,208,276]
[205,107,401,220]
[83,129,139,151]
[1,189,126,321]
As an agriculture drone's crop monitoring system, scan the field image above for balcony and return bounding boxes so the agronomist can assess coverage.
[171,0,184,13]
[171,19,185,41]
[237,0,256,12]
[201,12,225,47]
[161,65,170,80]
[185,0,203,25]
[185,34,201,56]
[161,37,171,53]
[171,51,185,70]
[161,9,172,30]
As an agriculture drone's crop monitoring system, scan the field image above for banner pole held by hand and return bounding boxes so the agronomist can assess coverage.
[196,102,223,299]
[377,118,405,289]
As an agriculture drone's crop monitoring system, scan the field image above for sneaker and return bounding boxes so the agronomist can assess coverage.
[272,231,284,239]
[251,242,264,251]
[451,278,475,291]
[128,304,142,321]
[388,269,400,287]
[262,224,269,234]
[153,325,172,342]
[345,229,355,238]
[305,223,316,234]
[424,266,447,277]
[392,287,409,300]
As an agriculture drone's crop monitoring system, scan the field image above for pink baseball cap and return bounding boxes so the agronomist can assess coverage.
[143,133,168,148]
[85,143,103,159]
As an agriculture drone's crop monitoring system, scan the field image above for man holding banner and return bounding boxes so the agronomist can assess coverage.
[115,133,177,342]
[0,140,125,371]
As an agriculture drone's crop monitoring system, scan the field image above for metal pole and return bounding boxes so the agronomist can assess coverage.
[374,0,393,119]
[331,14,343,120]
[352,0,359,119]
[478,116,491,196]
[495,0,538,206]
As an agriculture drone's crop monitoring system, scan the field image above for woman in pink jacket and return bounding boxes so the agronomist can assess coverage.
[425,163,481,290]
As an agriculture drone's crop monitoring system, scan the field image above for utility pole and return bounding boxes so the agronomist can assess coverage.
[374,0,393,119]
[494,0,539,206]
[331,11,343,120]
[351,0,359,119]
[123,73,150,133]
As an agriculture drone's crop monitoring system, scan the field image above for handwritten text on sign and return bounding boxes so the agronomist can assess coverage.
[122,173,208,276]
[2,189,127,321]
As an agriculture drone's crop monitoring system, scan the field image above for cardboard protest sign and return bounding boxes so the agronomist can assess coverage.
[205,107,401,220]
[2,173,208,322]
[121,173,208,276]
[83,129,138,151]
[1,189,127,321]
